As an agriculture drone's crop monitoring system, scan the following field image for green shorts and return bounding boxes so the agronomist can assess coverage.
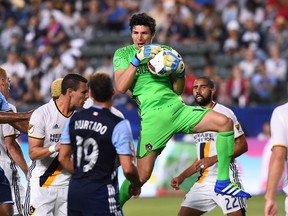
[137,102,210,157]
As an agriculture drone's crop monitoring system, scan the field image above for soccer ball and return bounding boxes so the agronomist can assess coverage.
[148,48,183,77]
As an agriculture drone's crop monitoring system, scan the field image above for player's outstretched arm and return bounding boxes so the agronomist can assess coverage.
[119,154,141,197]
[170,158,198,190]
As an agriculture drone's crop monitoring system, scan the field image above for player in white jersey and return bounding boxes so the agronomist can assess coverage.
[265,102,288,216]
[0,102,28,216]
[24,74,88,216]
[171,76,249,216]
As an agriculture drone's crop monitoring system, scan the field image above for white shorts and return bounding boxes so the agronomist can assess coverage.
[181,182,247,214]
[24,184,68,216]
[0,157,26,215]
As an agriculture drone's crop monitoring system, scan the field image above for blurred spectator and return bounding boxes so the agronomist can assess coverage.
[22,74,44,107]
[266,16,288,56]
[239,0,265,27]
[23,54,43,86]
[266,0,288,20]
[101,0,128,32]
[38,0,62,30]
[216,80,232,107]
[181,66,196,105]
[257,121,271,141]
[40,54,67,103]
[227,64,247,106]
[95,55,114,78]
[195,2,224,42]
[240,18,267,61]
[221,0,239,25]
[85,0,103,33]
[23,14,42,49]
[57,1,81,38]
[203,63,222,94]
[250,62,277,104]
[72,55,94,80]
[223,20,241,56]
[156,11,182,44]
[238,48,259,79]
[40,15,67,49]
[147,0,167,31]
[7,33,25,55]
[1,51,26,79]
[59,40,82,71]
[9,73,28,108]
[265,44,287,84]
[178,15,205,44]
[70,14,94,47]
[0,16,23,50]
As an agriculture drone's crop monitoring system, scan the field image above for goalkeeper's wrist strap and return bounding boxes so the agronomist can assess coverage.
[131,55,140,67]
[176,70,186,78]
[49,144,57,154]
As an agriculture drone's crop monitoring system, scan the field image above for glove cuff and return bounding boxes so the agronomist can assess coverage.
[131,55,140,67]
[176,70,186,78]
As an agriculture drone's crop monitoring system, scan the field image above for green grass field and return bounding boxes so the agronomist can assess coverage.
[123,193,286,216]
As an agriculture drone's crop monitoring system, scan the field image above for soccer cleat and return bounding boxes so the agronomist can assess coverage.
[214,179,252,198]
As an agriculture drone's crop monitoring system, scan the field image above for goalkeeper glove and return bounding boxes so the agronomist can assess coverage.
[131,44,162,67]
[163,52,185,78]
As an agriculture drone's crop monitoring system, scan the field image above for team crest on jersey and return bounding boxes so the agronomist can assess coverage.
[113,57,121,67]
[28,205,36,215]
[28,124,34,134]
[145,143,153,151]
[93,111,99,116]
[235,123,242,133]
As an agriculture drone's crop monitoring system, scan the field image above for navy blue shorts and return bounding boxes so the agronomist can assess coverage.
[0,167,13,204]
[68,179,123,216]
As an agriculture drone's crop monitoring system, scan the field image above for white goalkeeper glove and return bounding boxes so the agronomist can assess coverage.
[131,44,162,67]
[163,52,185,78]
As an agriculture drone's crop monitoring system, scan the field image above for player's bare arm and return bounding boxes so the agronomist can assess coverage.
[171,75,185,95]
[58,144,74,174]
[171,158,198,190]
[28,137,53,160]
[114,67,137,94]
[265,146,286,216]
[5,136,28,177]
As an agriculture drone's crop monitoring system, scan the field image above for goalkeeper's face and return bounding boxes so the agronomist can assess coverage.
[131,25,155,50]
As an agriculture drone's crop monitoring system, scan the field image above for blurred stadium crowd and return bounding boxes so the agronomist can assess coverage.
[0,0,287,112]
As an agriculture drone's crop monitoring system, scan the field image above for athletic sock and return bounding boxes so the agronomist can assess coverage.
[216,131,234,180]
[119,179,132,207]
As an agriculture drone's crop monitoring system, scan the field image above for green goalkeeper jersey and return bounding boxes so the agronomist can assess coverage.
[113,44,183,113]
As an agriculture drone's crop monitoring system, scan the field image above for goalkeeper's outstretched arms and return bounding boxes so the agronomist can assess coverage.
[114,44,161,94]
[163,52,186,95]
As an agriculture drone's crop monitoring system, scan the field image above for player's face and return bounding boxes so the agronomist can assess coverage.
[131,25,155,50]
[71,82,89,109]
[192,79,213,106]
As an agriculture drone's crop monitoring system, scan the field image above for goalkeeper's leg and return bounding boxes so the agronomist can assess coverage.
[214,131,251,198]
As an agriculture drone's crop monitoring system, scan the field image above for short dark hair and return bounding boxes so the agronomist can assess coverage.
[89,72,113,102]
[129,13,156,34]
[196,76,215,88]
[61,73,87,94]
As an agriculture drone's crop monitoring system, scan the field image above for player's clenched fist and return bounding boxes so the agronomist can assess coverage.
[163,52,185,78]
[131,44,162,67]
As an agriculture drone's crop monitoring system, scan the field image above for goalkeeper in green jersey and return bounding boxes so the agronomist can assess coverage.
[113,12,251,207]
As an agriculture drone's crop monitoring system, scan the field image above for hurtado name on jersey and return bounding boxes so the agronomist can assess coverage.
[194,132,215,143]
[74,120,108,134]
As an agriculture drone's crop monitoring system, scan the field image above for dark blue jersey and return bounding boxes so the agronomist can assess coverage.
[61,105,134,186]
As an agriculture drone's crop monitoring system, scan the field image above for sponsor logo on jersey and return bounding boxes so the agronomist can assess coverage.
[145,143,153,151]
